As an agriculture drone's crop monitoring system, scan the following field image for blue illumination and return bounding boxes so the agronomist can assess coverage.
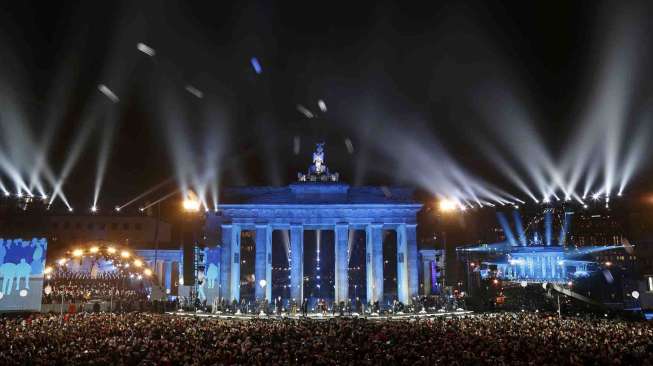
[461,210,624,284]
[250,57,262,74]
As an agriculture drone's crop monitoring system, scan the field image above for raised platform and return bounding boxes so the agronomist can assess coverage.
[167,309,473,321]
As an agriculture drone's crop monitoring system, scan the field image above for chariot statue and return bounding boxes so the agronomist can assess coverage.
[298,142,339,182]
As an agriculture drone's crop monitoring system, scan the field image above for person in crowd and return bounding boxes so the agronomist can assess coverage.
[0,312,651,365]
[301,297,308,317]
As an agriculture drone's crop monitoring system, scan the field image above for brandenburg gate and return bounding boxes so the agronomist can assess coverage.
[206,144,422,305]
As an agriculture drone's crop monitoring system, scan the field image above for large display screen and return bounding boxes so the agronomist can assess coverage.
[198,246,220,303]
[0,238,47,312]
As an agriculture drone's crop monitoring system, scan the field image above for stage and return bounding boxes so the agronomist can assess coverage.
[166,309,474,321]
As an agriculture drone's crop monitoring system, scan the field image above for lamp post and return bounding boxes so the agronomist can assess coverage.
[181,192,201,310]
[435,198,458,293]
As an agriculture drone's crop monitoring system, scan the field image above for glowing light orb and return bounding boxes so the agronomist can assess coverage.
[259,279,267,288]
[182,199,200,212]
[632,290,640,299]
[19,289,27,297]
[520,281,528,288]
[89,246,99,254]
[72,249,83,257]
[120,250,130,258]
[107,246,117,254]
[438,198,457,212]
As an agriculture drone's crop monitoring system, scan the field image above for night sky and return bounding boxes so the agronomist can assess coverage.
[1,1,652,212]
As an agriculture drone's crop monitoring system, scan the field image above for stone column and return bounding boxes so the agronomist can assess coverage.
[422,260,431,296]
[366,223,383,305]
[406,224,419,302]
[396,225,409,303]
[156,260,165,286]
[230,225,242,302]
[334,223,349,303]
[164,261,172,292]
[220,225,232,301]
[255,224,272,302]
[290,225,304,305]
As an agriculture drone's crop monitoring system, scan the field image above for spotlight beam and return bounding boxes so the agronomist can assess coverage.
[92,116,117,208]
[0,152,31,195]
[140,189,179,211]
[617,122,649,194]
[117,177,174,210]
[48,119,96,206]
[0,179,8,196]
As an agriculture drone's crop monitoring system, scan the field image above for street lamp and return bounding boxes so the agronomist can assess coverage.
[180,190,203,308]
[182,191,201,212]
[438,198,457,213]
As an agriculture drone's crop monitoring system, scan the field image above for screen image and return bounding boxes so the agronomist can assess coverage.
[198,246,220,304]
[0,238,48,312]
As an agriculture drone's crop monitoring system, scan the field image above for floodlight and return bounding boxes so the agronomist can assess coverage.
[438,198,457,212]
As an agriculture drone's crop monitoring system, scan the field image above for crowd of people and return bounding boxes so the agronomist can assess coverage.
[0,312,650,365]
[41,270,149,306]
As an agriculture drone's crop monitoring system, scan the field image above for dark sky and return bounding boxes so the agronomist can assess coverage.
[0,0,651,212]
